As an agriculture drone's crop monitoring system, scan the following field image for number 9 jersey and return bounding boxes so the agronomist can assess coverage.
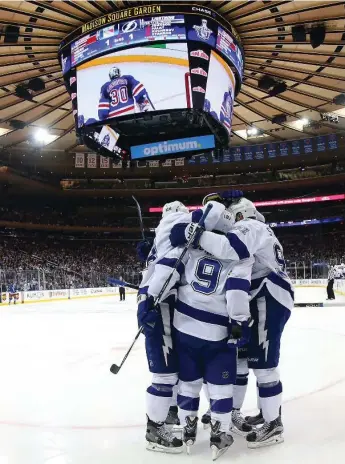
[98,74,150,120]
[175,250,254,342]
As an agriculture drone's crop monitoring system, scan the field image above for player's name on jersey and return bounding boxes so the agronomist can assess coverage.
[81,6,163,34]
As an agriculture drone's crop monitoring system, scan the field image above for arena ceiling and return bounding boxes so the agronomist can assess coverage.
[0,0,345,154]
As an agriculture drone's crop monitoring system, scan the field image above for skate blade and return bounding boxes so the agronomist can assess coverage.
[185,440,195,455]
[247,434,284,449]
[230,425,250,437]
[146,441,183,454]
[211,445,230,461]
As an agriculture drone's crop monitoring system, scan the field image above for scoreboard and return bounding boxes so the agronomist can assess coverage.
[60,4,244,87]
[71,15,186,67]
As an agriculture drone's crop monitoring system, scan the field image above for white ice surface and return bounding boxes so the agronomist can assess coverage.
[0,288,344,463]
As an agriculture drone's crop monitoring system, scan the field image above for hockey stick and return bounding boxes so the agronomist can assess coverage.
[110,203,213,375]
[107,277,139,290]
[132,195,145,241]
[146,94,155,111]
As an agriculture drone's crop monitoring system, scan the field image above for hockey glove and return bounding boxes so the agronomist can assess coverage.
[136,239,153,263]
[228,318,253,348]
[184,222,205,248]
[220,190,244,208]
[137,294,159,337]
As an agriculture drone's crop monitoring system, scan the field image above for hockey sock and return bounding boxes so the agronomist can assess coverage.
[208,382,233,432]
[146,383,174,423]
[171,383,178,407]
[202,381,210,404]
[177,394,200,426]
[233,374,248,409]
[177,379,203,426]
[258,381,282,422]
[256,381,261,409]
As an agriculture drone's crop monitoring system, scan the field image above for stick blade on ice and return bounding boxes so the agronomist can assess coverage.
[110,364,121,375]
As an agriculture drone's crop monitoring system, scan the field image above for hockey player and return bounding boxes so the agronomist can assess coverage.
[172,215,254,460]
[171,195,293,448]
[8,283,17,305]
[98,67,153,120]
[219,87,234,135]
[138,200,226,454]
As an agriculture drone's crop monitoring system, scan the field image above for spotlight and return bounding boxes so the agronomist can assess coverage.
[247,127,258,136]
[27,77,45,91]
[310,24,326,49]
[15,85,32,101]
[34,128,50,143]
[333,94,345,105]
[269,82,287,96]
[292,25,307,42]
[9,119,26,129]
[258,75,276,90]
[4,25,20,43]
[272,114,287,124]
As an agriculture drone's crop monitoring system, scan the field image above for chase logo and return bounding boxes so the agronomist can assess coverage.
[131,135,215,159]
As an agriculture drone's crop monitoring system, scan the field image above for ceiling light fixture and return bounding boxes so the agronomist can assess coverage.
[34,128,50,142]
[247,127,258,136]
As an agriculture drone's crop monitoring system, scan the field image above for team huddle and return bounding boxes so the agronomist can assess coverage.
[136,191,294,460]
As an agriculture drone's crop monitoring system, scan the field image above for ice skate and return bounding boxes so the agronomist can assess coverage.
[183,415,198,454]
[246,416,284,448]
[146,416,183,453]
[245,409,265,426]
[230,409,252,436]
[210,420,234,461]
[201,409,211,429]
[165,406,180,426]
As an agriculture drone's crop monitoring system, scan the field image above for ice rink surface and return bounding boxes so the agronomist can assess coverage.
[0,286,345,464]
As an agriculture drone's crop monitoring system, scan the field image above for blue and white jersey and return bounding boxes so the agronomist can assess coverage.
[174,250,254,342]
[139,201,226,300]
[199,219,294,310]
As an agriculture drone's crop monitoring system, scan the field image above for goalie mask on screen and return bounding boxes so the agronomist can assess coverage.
[162,201,189,217]
[229,197,257,222]
[109,67,121,80]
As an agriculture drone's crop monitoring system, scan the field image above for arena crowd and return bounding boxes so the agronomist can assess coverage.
[1,228,344,291]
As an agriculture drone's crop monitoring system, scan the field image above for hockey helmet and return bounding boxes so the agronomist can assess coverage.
[109,67,121,79]
[229,197,257,222]
[202,192,222,206]
[255,211,266,223]
[162,201,189,217]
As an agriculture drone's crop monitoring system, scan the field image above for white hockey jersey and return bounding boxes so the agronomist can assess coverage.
[139,201,226,300]
[198,219,294,310]
[174,249,254,342]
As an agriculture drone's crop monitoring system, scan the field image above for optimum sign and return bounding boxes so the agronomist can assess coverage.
[131,135,215,159]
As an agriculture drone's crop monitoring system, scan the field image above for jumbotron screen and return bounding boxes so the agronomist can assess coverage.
[59,4,243,153]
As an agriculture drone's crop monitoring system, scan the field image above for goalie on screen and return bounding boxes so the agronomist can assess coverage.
[98,66,153,120]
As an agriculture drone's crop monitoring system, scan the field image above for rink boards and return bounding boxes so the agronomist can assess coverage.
[293,278,345,306]
[0,286,137,305]
[2,279,344,306]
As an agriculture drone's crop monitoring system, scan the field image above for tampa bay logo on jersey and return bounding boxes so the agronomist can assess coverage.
[193,19,213,41]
